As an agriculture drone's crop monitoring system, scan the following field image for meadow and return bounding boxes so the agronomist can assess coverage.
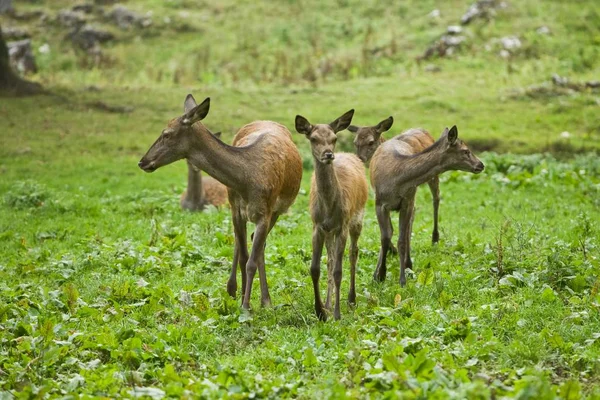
[1,0,600,398]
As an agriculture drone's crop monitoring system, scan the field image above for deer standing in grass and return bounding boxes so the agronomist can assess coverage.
[296,109,368,321]
[139,94,303,309]
[349,119,442,264]
[370,125,484,286]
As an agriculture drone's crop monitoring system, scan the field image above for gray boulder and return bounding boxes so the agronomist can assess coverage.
[7,39,37,74]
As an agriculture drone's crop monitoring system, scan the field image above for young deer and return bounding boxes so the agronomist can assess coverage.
[180,131,228,211]
[349,119,442,250]
[370,125,484,286]
[295,110,368,321]
[139,94,303,309]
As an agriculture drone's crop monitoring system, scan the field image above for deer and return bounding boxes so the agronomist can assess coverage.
[180,131,228,211]
[369,125,484,286]
[180,162,228,211]
[139,94,303,309]
[295,109,368,321]
[349,119,442,260]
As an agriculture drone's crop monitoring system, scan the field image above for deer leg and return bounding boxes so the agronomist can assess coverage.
[388,214,398,255]
[228,210,248,299]
[374,203,392,282]
[333,231,348,320]
[429,176,440,244]
[398,195,416,287]
[325,234,335,310]
[311,227,327,321]
[243,217,271,309]
[348,221,362,306]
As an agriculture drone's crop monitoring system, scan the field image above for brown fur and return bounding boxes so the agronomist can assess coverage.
[139,96,302,309]
[180,165,228,211]
[369,125,484,286]
[297,110,367,321]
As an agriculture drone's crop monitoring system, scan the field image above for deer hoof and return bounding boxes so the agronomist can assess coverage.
[226,280,237,298]
[334,309,341,320]
[261,297,272,308]
[316,307,328,322]
[432,231,439,244]
[348,292,356,306]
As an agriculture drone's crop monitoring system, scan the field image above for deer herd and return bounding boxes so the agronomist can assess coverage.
[139,94,484,321]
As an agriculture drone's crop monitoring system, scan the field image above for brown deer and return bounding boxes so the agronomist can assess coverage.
[139,94,303,309]
[349,120,442,253]
[295,109,368,321]
[370,125,484,286]
[180,162,228,211]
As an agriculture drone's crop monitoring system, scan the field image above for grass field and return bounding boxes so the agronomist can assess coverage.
[1,0,600,398]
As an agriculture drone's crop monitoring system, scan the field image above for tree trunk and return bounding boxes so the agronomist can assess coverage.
[0,24,42,95]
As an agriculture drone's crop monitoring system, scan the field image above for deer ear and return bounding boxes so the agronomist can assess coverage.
[347,125,359,133]
[447,125,458,145]
[295,115,313,136]
[376,116,394,134]
[182,97,210,125]
[184,94,197,113]
[330,109,355,133]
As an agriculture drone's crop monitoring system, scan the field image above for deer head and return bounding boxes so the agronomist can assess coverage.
[347,116,393,163]
[138,95,210,172]
[440,125,485,173]
[295,109,354,164]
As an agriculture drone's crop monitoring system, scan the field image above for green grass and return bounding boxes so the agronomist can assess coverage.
[1,0,600,398]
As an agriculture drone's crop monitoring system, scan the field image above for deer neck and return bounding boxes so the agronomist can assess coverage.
[185,162,203,203]
[396,145,448,189]
[186,126,249,191]
[313,159,341,211]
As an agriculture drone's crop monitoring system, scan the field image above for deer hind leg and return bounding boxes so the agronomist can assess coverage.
[388,214,398,255]
[228,209,248,299]
[428,176,440,244]
[324,234,335,311]
[311,227,327,321]
[242,215,272,309]
[348,217,362,306]
[374,203,392,282]
[398,193,416,287]
[333,231,348,320]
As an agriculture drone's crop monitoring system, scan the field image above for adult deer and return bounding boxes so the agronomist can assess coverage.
[296,109,368,321]
[370,125,484,286]
[139,94,303,309]
[180,130,228,211]
[349,119,442,248]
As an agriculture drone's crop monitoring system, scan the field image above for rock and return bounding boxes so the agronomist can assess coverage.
[72,3,94,14]
[499,49,510,58]
[67,24,114,51]
[428,9,441,19]
[57,9,87,28]
[7,39,37,74]
[7,10,47,21]
[38,43,51,54]
[560,131,571,139]
[106,5,152,29]
[447,25,463,34]
[500,36,521,50]
[461,0,502,25]
[536,26,551,35]
[2,26,30,40]
[420,35,466,60]
[0,0,13,14]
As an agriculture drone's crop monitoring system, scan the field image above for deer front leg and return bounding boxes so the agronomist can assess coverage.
[242,217,270,309]
[374,203,392,282]
[311,227,327,321]
[348,222,362,306]
[324,234,335,310]
[228,210,248,299]
[333,231,348,320]
[398,195,416,287]
[429,176,440,244]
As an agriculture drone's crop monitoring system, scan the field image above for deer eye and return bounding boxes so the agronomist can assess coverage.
[463,149,470,155]
[310,137,317,143]
[368,140,375,146]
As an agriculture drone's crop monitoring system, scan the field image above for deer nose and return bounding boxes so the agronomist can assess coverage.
[324,151,334,159]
